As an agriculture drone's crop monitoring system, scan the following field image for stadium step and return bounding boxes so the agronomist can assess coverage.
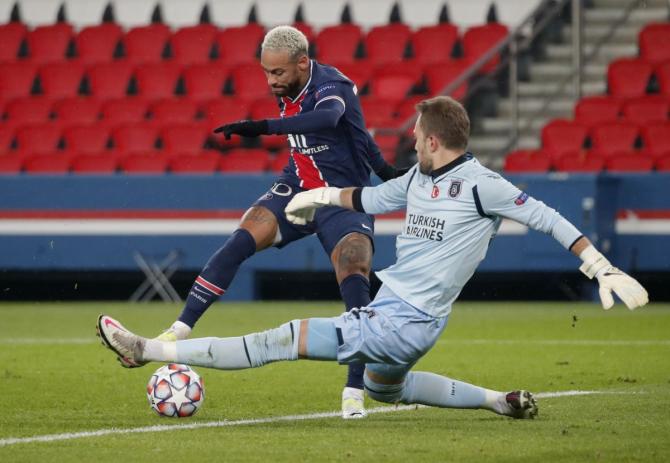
[591,0,668,7]
[545,43,638,63]
[562,24,642,44]
[517,80,606,97]
[477,116,552,135]
[529,62,608,81]
[497,97,575,117]
[584,6,668,24]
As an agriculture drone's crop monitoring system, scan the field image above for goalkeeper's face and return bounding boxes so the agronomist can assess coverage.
[261,50,310,98]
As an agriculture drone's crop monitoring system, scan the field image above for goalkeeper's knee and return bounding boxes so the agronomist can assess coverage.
[364,372,405,404]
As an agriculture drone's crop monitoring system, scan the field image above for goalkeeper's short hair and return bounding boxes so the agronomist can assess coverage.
[262,25,309,61]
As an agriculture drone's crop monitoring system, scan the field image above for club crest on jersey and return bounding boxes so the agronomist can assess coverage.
[448,180,462,198]
[515,192,529,205]
[431,185,440,198]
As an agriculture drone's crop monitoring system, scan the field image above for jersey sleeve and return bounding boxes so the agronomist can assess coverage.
[360,165,417,214]
[475,172,583,249]
[266,81,348,135]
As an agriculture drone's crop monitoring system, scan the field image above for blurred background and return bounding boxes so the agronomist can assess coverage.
[0,0,668,302]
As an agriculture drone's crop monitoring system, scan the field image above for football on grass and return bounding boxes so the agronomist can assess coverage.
[146,363,204,417]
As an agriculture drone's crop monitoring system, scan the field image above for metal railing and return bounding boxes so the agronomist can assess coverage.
[382,0,647,164]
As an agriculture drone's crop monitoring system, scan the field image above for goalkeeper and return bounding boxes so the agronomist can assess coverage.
[98,96,647,419]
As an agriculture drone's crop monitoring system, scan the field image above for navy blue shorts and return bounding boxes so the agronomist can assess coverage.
[252,179,375,256]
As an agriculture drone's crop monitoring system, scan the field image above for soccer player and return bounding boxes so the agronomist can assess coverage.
[130,26,403,419]
[98,96,648,419]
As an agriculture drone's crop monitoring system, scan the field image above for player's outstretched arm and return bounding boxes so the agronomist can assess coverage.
[285,187,355,225]
[571,237,649,310]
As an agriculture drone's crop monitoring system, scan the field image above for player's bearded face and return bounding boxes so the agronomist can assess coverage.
[261,50,310,98]
[414,117,433,175]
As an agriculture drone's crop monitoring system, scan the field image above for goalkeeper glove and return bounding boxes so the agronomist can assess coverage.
[579,245,649,310]
[285,187,342,225]
[214,120,269,140]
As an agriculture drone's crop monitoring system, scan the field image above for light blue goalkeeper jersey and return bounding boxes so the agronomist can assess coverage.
[359,153,583,318]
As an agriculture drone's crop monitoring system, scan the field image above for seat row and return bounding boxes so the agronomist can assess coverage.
[505,150,670,173]
[0,21,507,68]
[0,57,476,103]
[0,149,291,175]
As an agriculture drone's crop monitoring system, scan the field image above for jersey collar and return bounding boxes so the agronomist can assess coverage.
[430,152,473,179]
[287,59,313,104]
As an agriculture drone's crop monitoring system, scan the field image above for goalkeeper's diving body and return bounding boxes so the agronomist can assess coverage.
[98,96,648,419]
[134,26,404,418]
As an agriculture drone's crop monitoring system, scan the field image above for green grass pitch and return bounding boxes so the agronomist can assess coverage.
[1,301,669,462]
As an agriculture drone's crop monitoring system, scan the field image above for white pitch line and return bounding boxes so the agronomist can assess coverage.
[2,338,669,346]
[0,338,96,345]
[437,339,670,346]
[0,390,636,448]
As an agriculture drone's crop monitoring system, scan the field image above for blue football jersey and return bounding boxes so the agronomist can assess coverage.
[272,60,385,190]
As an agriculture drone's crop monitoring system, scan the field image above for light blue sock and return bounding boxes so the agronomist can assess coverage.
[400,371,501,410]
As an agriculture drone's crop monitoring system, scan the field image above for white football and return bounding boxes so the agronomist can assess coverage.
[146,363,205,417]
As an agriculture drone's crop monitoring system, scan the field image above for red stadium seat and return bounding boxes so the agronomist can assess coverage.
[202,97,250,125]
[101,98,148,127]
[219,149,269,172]
[640,122,670,158]
[71,153,118,174]
[23,154,70,173]
[411,24,459,65]
[63,126,110,154]
[119,152,168,174]
[230,64,270,99]
[364,23,412,66]
[639,23,670,65]
[15,124,62,154]
[111,124,159,154]
[0,22,27,62]
[656,62,670,97]
[0,62,38,100]
[168,151,220,173]
[86,61,133,99]
[269,151,291,172]
[4,97,52,127]
[160,124,208,155]
[574,96,621,127]
[330,61,374,92]
[360,97,396,127]
[504,149,552,173]
[555,151,604,172]
[607,58,653,98]
[541,119,587,155]
[315,24,362,64]
[122,24,171,64]
[395,96,424,121]
[605,153,654,172]
[26,23,73,64]
[149,98,198,124]
[589,122,639,157]
[462,23,508,73]
[134,63,181,99]
[215,24,265,65]
[38,62,85,99]
[622,96,669,124]
[182,63,230,101]
[170,25,217,65]
[0,154,22,173]
[53,97,102,126]
[424,59,471,100]
[370,67,418,101]
[75,24,123,64]
[656,153,670,171]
